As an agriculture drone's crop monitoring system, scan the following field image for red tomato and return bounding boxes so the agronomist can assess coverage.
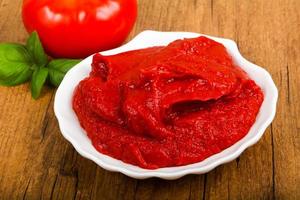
[22,0,137,58]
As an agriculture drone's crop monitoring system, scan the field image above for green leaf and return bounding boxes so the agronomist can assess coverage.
[48,59,81,87]
[31,67,49,99]
[26,31,48,67]
[0,43,33,86]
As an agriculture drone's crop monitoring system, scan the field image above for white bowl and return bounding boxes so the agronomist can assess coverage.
[54,30,278,180]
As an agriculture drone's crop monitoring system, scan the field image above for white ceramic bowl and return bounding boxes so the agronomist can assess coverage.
[54,31,278,180]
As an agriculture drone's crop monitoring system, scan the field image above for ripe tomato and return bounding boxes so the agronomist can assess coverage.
[22,0,137,58]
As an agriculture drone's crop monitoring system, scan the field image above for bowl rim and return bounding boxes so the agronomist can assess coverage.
[54,30,278,180]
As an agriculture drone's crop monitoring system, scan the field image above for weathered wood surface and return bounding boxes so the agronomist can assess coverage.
[0,0,299,199]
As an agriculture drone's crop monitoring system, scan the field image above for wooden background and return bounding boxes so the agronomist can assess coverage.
[0,0,299,199]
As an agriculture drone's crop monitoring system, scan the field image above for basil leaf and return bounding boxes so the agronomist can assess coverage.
[26,31,48,67]
[31,67,48,99]
[0,43,33,86]
[48,59,80,87]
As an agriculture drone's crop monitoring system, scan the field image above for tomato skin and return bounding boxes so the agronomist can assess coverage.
[22,0,137,58]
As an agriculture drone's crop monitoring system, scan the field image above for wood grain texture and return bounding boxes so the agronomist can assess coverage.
[0,0,299,199]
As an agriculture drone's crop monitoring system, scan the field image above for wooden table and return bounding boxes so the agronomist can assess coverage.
[0,0,299,199]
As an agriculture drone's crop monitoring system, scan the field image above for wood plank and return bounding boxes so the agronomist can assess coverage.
[272,0,300,199]
[204,0,276,199]
[0,0,55,199]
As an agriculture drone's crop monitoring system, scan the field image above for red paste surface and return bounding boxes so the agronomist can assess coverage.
[73,36,264,169]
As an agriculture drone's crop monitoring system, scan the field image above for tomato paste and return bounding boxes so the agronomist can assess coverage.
[73,36,264,169]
